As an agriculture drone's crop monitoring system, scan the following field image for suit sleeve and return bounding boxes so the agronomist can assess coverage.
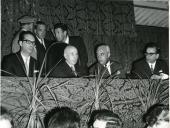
[1,56,14,76]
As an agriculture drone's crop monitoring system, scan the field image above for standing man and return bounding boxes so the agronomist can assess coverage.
[47,23,88,72]
[50,45,87,78]
[11,15,37,59]
[89,44,124,78]
[34,21,52,75]
[130,42,169,79]
[2,31,38,77]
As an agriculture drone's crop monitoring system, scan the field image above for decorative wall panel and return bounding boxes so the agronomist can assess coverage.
[1,77,169,128]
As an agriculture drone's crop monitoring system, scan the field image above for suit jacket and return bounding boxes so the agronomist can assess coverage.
[11,29,37,59]
[46,42,67,72]
[35,37,52,75]
[89,60,124,78]
[46,36,88,72]
[49,61,87,78]
[69,36,88,69]
[130,58,169,79]
[1,52,38,77]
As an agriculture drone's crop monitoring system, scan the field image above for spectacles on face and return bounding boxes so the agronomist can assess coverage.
[23,39,35,45]
[145,52,157,56]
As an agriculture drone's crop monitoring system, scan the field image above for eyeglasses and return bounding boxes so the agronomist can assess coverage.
[23,39,35,45]
[145,52,157,56]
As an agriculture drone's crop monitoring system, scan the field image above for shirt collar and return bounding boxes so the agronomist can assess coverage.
[20,52,30,63]
[65,36,69,44]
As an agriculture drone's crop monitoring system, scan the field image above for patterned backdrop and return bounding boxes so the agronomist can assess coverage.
[1,0,168,74]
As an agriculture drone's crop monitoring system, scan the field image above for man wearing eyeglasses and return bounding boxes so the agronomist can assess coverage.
[2,31,38,77]
[130,43,168,79]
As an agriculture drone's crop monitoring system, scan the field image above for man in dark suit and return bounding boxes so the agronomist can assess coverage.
[34,21,52,75]
[2,31,38,77]
[46,23,88,73]
[89,44,124,78]
[50,45,87,78]
[130,43,168,79]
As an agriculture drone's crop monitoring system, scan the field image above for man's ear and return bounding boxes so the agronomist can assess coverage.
[19,41,22,47]
[156,54,159,59]
[108,52,111,58]
[64,31,67,37]
[64,53,67,60]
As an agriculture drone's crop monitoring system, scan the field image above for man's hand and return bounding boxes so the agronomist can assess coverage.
[150,74,162,79]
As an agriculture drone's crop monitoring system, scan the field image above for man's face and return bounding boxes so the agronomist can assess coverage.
[35,24,46,39]
[65,47,78,65]
[145,47,159,63]
[55,28,66,42]
[20,34,35,55]
[27,23,34,32]
[96,47,110,65]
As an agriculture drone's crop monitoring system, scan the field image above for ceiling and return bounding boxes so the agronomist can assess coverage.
[133,0,169,28]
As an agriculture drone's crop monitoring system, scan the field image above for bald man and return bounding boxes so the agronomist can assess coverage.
[89,44,124,78]
[49,45,87,78]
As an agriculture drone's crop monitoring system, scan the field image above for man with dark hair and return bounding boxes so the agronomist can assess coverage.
[50,45,87,77]
[12,15,37,59]
[34,21,52,75]
[130,42,168,79]
[0,106,14,128]
[89,109,122,128]
[89,44,124,78]
[143,104,169,128]
[44,107,80,128]
[2,31,38,77]
[46,23,88,73]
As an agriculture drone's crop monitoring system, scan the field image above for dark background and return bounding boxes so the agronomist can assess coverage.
[1,0,168,74]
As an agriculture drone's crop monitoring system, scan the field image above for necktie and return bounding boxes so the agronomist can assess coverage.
[71,66,77,76]
[25,58,29,76]
[104,65,110,76]
[41,39,46,49]
[150,64,154,74]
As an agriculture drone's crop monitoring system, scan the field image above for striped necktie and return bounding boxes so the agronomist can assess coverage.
[71,66,77,76]
[25,57,29,76]
[150,64,154,74]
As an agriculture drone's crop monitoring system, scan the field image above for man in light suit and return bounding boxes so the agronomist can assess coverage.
[89,44,124,78]
[49,45,87,78]
[130,42,168,79]
[46,23,88,73]
[2,31,38,77]
[11,15,37,59]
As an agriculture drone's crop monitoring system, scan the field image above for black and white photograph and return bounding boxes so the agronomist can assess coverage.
[1,0,169,128]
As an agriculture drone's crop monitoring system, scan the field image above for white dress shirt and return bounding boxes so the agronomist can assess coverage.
[21,52,30,76]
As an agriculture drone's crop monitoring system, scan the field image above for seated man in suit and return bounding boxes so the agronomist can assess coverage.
[11,15,37,59]
[47,23,88,73]
[89,44,124,78]
[34,21,52,75]
[49,45,87,78]
[2,31,38,77]
[130,43,168,79]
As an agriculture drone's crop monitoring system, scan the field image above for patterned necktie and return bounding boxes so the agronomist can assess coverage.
[71,66,77,76]
[41,39,46,49]
[25,58,29,76]
[150,64,154,74]
[104,64,110,76]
